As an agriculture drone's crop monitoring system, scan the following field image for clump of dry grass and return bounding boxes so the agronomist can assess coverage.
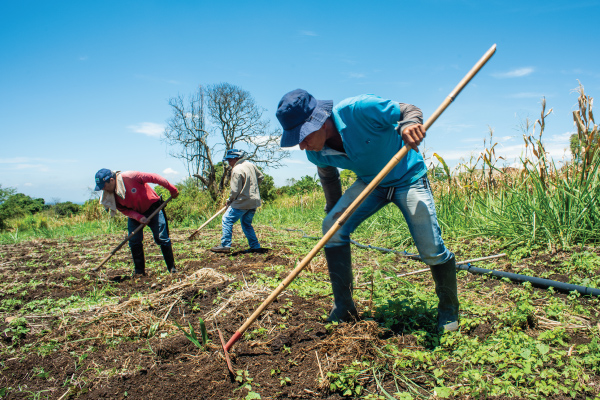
[64,268,231,340]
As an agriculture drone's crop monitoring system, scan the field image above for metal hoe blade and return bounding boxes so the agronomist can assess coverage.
[218,328,234,375]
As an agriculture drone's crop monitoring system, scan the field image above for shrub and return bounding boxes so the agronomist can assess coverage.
[53,201,81,217]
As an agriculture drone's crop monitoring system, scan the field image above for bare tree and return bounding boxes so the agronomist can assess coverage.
[163,86,212,190]
[163,83,288,200]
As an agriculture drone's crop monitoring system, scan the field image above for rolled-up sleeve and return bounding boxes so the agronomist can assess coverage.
[396,103,423,134]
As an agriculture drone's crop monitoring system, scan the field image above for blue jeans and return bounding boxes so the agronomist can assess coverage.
[322,175,452,266]
[128,209,171,247]
[221,207,260,249]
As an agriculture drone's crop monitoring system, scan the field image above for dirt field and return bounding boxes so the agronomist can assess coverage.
[1,225,599,399]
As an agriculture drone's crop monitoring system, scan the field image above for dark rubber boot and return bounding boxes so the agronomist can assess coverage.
[131,244,146,276]
[430,255,459,331]
[325,244,359,323]
[161,244,177,274]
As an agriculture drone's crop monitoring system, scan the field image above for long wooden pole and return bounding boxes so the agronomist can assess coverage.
[188,206,227,240]
[224,44,497,351]
[91,196,173,272]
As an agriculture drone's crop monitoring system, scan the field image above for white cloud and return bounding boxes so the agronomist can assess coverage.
[78,56,89,61]
[23,183,33,187]
[128,122,165,138]
[299,30,317,36]
[163,168,179,175]
[498,136,515,142]
[492,67,535,78]
[245,135,273,145]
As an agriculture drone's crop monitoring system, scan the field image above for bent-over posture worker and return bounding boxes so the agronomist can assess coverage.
[275,89,459,331]
[211,149,264,254]
[94,169,179,275]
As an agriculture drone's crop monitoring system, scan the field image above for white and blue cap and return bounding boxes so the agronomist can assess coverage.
[276,89,333,148]
[223,149,245,161]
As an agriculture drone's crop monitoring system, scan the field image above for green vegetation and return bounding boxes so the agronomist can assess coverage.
[0,85,599,399]
[173,317,209,351]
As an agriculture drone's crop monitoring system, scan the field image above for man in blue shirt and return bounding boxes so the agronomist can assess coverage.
[276,89,459,332]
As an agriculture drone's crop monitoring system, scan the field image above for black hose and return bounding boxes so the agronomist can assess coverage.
[274,222,600,297]
[457,263,600,297]
[349,240,420,259]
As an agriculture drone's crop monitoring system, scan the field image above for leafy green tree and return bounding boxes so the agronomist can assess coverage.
[0,193,44,217]
[0,189,45,230]
[570,131,599,164]
[258,169,276,203]
[0,185,15,204]
[0,185,17,229]
[53,201,81,217]
[287,175,321,195]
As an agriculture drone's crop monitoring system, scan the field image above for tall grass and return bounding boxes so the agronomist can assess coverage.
[432,84,600,248]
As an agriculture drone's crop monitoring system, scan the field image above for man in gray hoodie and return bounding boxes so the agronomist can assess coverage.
[211,149,264,253]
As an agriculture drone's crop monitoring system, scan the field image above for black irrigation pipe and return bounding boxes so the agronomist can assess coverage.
[277,224,600,297]
[458,263,600,297]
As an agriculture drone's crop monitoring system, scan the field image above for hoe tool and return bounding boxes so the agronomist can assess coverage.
[221,44,497,358]
[91,196,173,272]
[188,206,228,240]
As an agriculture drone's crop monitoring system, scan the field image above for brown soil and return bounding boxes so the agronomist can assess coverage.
[0,228,599,399]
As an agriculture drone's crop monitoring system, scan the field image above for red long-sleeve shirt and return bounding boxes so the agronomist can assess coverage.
[115,171,178,222]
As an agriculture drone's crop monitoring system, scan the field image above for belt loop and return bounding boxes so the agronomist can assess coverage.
[386,187,395,201]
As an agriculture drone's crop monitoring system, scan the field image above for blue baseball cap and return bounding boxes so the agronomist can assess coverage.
[223,149,245,161]
[276,89,332,148]
[94,168,114,190]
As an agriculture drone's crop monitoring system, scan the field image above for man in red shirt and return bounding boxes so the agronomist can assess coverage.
[94,169,179,275]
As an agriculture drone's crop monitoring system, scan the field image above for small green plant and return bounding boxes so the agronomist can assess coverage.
[280,376,291,386]
[235,369,261,399]
[33,367,50,379]
[173,317,208,350]
[147,322,160,338]
[3,317,30,345]
[327,361,370,397]
[244,327,267,340]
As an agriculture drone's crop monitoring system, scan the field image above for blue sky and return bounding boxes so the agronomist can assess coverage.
[1,1,598,203]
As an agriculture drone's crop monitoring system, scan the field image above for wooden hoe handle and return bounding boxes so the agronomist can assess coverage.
[224,44,497,352]
[188,206,228,240]
[91,196,173,272]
